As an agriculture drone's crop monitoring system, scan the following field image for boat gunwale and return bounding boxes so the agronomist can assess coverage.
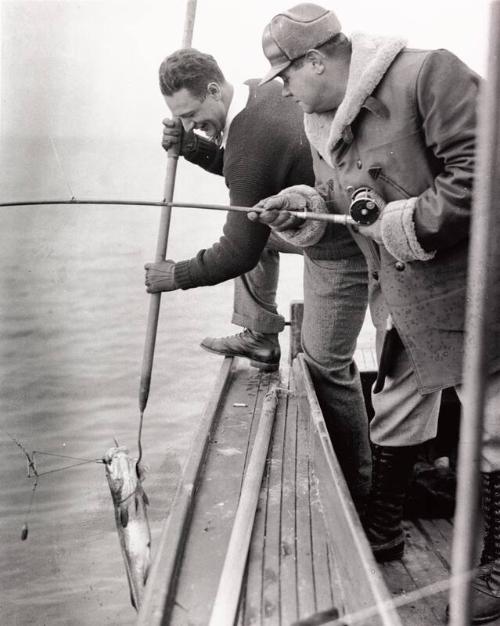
[137,356,235,625]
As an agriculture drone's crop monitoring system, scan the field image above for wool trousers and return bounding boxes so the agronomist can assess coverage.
[370,333,500,472]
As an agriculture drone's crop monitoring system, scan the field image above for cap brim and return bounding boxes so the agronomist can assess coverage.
[258,59,292,86]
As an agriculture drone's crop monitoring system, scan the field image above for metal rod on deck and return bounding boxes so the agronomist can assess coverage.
[208,387,280,626]
[0,198,356,225]
[449,2,500,624]
[138,0,198,414]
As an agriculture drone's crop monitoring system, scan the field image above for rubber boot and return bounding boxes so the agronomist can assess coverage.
[363,444,419,562]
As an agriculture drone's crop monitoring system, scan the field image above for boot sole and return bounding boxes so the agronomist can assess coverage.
[200,344,279,371]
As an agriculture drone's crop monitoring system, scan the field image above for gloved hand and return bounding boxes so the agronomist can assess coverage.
[248,191,307,232]
[161,118,198,156]
[144,260,178,293]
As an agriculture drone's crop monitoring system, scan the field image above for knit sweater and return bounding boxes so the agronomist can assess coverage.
[174,79,358,289]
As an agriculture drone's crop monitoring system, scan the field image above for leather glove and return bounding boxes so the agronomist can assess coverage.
[144,260,178,293]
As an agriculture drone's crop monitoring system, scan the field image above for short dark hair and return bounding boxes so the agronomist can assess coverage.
[292,32,350,70]
[159,48,225,98]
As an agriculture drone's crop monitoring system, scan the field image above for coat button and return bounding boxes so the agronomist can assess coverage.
[356,159,362,169]
[371,270,379,280]
[346,185,354,194]
[395,261,405,271]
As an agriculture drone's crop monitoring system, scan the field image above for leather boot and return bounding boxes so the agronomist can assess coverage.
[469,471,500,624]
[479,472,500,567]
[363,444,419,562]
[200,329,280,371]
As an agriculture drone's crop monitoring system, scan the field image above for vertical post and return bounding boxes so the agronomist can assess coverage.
[289,300,304,364]
[449,2,500,624]
[138,0,198,414]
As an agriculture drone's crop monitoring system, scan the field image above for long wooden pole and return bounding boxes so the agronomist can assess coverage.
[449,2,500,624]
[208,387,280,626]
[138,0,198,415]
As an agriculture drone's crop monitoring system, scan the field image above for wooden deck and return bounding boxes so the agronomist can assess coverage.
[137,353,399,625]
[137,311,496,625]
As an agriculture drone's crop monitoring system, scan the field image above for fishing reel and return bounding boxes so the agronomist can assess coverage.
[349,187,385,225]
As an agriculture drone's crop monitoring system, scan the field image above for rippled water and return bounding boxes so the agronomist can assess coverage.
[0,137,305,625]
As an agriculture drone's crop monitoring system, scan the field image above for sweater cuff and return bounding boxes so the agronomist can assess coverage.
[275,185,328,248]
[183,134,221,172]
[174,260,194,290]
[381,198,436,262]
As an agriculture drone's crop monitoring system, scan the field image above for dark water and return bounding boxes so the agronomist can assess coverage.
[0,137,305,624]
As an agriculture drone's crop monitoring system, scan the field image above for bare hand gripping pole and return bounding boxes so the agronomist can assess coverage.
[138,0,198,436]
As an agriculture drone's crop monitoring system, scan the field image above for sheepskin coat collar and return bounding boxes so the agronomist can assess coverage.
[304,32,406,166]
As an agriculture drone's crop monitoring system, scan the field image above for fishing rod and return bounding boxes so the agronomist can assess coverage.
[0,197,358,225]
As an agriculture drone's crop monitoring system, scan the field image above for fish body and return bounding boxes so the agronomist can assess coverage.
[103,446,151,611]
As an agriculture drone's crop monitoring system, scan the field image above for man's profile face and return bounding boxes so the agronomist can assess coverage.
[165,85,226,140]
[278,60,324,114]
[278,52,346,114]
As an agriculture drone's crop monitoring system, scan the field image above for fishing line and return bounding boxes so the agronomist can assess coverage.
[32,450,104,463]
[34,458,104,478]
[5,433,104,539]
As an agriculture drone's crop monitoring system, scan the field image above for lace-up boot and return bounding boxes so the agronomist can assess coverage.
[363,444,420,562]
[200,329,280,371]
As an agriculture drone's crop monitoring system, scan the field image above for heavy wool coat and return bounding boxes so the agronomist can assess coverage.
[304,33,500,393]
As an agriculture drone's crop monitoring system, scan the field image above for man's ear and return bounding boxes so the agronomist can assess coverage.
[305,49,325,74]
[207,82,222,99]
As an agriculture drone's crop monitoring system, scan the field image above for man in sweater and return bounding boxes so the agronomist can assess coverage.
[253,4,500,622]
[145,47,371,509]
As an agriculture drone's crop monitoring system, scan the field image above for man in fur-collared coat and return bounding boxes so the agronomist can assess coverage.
[253,3,500,623]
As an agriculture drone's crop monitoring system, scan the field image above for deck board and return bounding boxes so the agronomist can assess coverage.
[168,363,279,625]
[295,399,316,620]
[381,517,500,625]
[276,387,300,626]
[241,367,351,626]
[309,471,337,614]
[261,380,289,624]
[242,451,269,626]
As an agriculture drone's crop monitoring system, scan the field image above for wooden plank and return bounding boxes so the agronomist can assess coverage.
[309,468,338,613]
[261,377,290,624]
[168,365,270,625]
[293,354,403,626]
[391,520,450,624]
[137,356,234,626]
[295,394,316,619]
[209,387,280,626]
[279,389,300,625]
[417,518,453,568]
[242,463,268,626]
[240,374,276,626]
[381,518,462,625]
